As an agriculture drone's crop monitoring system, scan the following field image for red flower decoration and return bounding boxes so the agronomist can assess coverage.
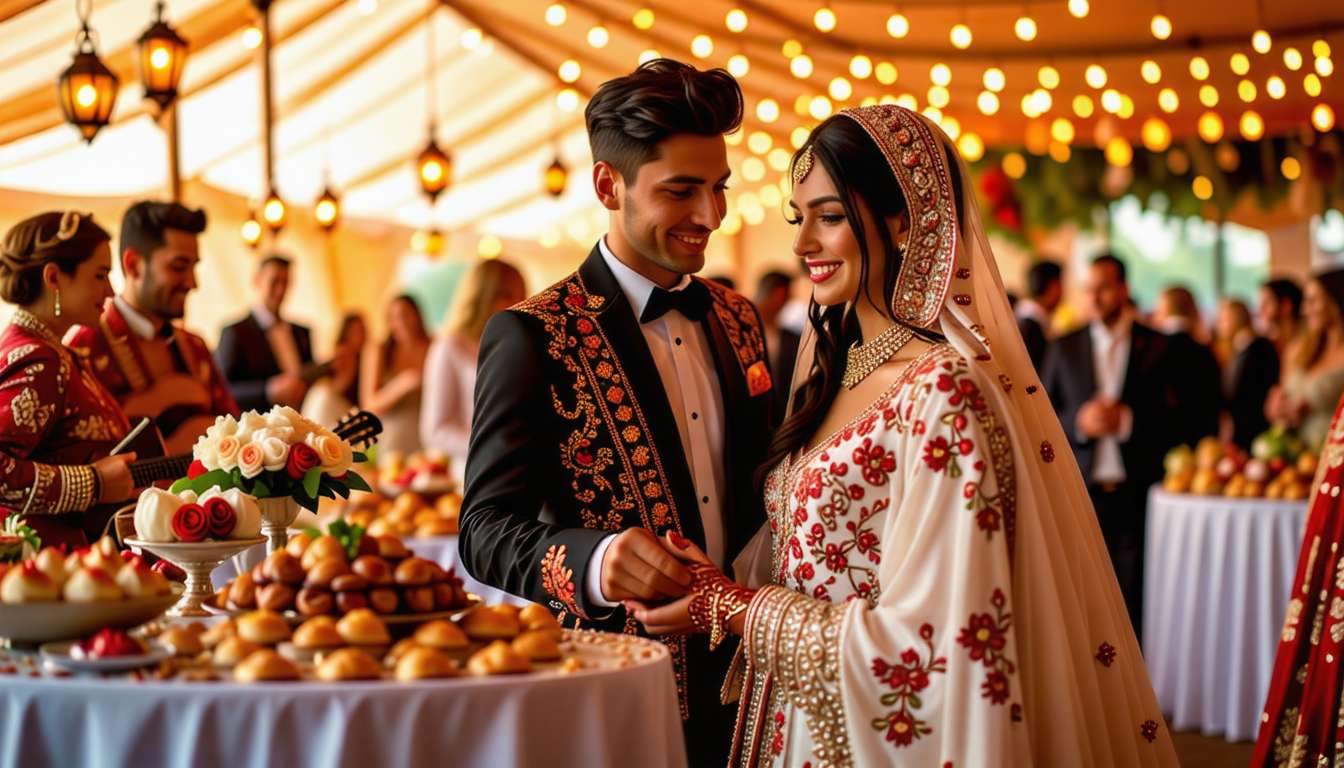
[882,711,919,747]
[202,496,236,538]
[922,437,953,473]
[957,613,1007,663]
[824,543,848,572]
[286,442,320,480]
[976,506,1001,533]
[1095,642,1116,667]
[1040,441,1055,464]
[186,459,207,480]
[1140,719,1159,743]
[171,503,209,542]
[982,670,1011,704]
[854,439,896,485]
[794,561,814,582]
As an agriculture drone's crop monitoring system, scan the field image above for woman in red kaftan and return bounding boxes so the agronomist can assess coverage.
[0,212,135,550]
[1253,395,1344,766]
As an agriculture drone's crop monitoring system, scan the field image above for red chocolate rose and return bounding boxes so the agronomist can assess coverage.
[171,503,209,542]
[187,460,207,479]
[203,496,236,538]
[286,443,320,481]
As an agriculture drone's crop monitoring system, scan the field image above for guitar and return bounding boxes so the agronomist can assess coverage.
[87,409,383,542]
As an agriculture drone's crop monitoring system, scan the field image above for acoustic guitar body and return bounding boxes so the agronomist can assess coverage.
[117,372,216,453]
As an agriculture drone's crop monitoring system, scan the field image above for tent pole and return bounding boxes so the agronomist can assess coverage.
[253,0,275,205]
[160,103,181,203]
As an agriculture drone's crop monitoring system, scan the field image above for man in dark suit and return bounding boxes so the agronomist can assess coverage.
[459,59,771,768]
[1015,260,1061,371]
[1152,285,1222,448]
[1041,254,1176,642]
[755,270,800,422]
[215,255,313,413]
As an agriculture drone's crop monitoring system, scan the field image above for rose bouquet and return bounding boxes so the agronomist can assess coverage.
[170,405,372,513]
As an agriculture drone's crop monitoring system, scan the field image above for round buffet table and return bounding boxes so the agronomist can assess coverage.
[1143,486,1309,742]
[0,631,686,768]
[210,535,528,607]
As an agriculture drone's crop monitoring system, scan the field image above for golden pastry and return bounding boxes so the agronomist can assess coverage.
[82,536,125,576]
[467,640,532,675]
[227,572,258,610]
[32,546,68,587]
[401,586,435,614]
[0,561,59,603]
[414,519,457,538]
[300,536,348,570]
[62,566,124,602]
[335,608,391,646]
[412,619,469,651]
[351,555,394,587]
[518,604,564,641]
[255,582,296,612]
[304,558,351,590]
[158,626,204,656]
[315,647,382,681]
[392,557,433,587]
[330,573,369,593]
[292,616,344,649]
[460,605,521,641]
[212,635,263,667]
[116,559,169,598]
[234,648,301,682]
[335,591,369,614]
[376,536,410,561]
[295,587,334,617]
[284,533,313,559]
[262,551,305,586]
[395,646,456,681]
[199,619,236,650]
[368,587,399,614]
[511,630,562,662]
[385,638,424,667]
[236,609,293,645]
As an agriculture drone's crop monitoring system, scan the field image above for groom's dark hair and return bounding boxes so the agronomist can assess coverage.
[584,58,743,183]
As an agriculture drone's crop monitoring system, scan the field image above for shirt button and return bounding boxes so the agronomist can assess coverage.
[702,496,709,504]
[675,337,682,346]
[692,412,698,420]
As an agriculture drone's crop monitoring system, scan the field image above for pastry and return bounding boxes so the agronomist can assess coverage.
[518,604,564,641]
[133,487,183,542]
[401,586,435,614]
[237,609,293,645]
[467,640,532,675]
[395,646,456,681]
[262,551,305,586]
[425,561,450,584]
[336,608,391,645]
[376,536,410,561]
[367,587,399,614]
[511,630,562,662]
[256,582,296,612]
[249,561,271,586]
[304,558,351,589]
[33,546,68,586]
[233,648,301,682]
[158,626,204,656]
[351,555,394,587]
[412,619,469,651]
[415,519,457,537]
[228,572,258,610]
[460,605,521,641]
[295,587,334,616]
[315,647,382,681]
[0,560,59,602]
[116,557,170,598]
[83,536,126,575]
[63,566,124,602]
[200,619,236,650]
[292,616,344,649]
[330,573,369,593]
[300,535,348,570]
[392,557,433,587]
[284,532,313,559]
[385,638,423,666]
[431,583,458,611]
[212,635,263,667]
[335,591,368,614]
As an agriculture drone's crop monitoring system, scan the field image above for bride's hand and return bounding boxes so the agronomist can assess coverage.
[657,531,713,565]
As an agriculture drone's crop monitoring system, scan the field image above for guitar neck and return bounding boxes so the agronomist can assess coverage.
[130,454,193,488]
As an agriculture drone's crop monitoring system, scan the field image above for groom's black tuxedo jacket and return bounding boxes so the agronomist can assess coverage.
[459,246,773,733]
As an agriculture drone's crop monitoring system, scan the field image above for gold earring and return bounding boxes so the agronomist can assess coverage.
[54,288,61,318]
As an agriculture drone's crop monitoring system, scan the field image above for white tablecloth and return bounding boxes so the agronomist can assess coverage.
[0,633,686,768]
[1143,487,1308,741]
[210,535,529,607]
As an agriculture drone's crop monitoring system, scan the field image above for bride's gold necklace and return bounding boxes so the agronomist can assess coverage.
[842,323,916,389]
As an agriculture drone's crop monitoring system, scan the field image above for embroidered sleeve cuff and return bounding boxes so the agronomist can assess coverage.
[585,533,621,609]
[24,464,95,515]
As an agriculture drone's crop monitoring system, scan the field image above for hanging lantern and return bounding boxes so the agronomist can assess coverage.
[315,187,340,229]
[262,189,287,232]
[136,1,188,111]
[57,17,120,143]
[417,138,452,200]
[241,213,262,247]
[545,156,568,197]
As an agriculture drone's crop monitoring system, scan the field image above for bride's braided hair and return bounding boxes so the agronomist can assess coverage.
[0,211,109,305]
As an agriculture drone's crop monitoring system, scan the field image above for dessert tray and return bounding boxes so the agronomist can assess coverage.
[0,583,184,645]
[39,640,173,673]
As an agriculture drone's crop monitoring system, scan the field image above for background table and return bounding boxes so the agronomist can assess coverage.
[0,632,685,768]
[1143,487,1308,741]
[210,535,530,607]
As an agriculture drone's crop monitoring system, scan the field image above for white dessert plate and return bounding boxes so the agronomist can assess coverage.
[39,640,173,672]
[0,583,184,644]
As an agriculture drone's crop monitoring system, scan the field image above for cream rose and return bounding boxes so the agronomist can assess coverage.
[251,427,295,445]
[237,442,266,479]
[193,437,220,469]
[205,414,239,442]
[224,488,262,539]
[305,432,353,476]
[259,436,290,473]
[236,411,269,442]
[216,435,242,471]
[133,488,182,542]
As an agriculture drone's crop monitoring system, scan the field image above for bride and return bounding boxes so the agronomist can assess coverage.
[627,105,1179,767]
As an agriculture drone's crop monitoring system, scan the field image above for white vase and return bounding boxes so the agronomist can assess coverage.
[257,496,300,556]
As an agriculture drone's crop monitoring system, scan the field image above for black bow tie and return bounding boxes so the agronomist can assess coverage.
[640,280,713,324]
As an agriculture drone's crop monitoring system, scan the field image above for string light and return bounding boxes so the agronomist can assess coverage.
[1158,88,1178,112]
[983,67,1006,92]
[830,77,853,101]
[850,55,873,79]
[1252,30,1272,54]
[875,62,897,85]
[1141,116,1171,151]
[1038,65,1060,89]
[639,49,661,65]
[1118,94,1135,119]
[1050,141,1072,163]
[1085,64,1107,88]
[931,63,951,86]
[1199,84,1218,106]
[556,88,579,111]
[1285,47,1303,70]
[1002,152,1027,179]
[747,131,772,154]
[241,25,263,49]
[725,8,747,32]
[1068,0,1089,17]
[1015,16,1037,41]
[691,34,713,58]
[1101,89,1122,113]
[1021,93,1041,118]
[1105,136,1132,166]
[1315,103,1337,131]
[1141,60,1161,84]
[1231,53,1250,75]
[756,98,779,122]
[1282,157,1302,180]
[1317,57,1334,77]
[727,54,749,78]
[1031,88,1052,113]
[1266,75,1286,99]
[921,105,942,123]
[1192,176,1213,200]
[1239,110,1264,140]
[782,39,803,57]
[1051,117,1075,143]
[356,0,376,16]
[814,7,836,32]
[1197,111,1224,142]
[1315,39,1332,58]
[809,95,833,119]
[896,93,918,110]
[1189,56,1210,80]
[1238,79,1257,102]
[632,9,655,30]
[558,60,581,83]
[1305,72,1323,96]
[1150,14,1171,40]
[477,235,503,259]
[544,4,566,25]
[791,126,810,148]
[460,28,483,50]
[958,132,984,161]
[950,24,972,49]
[791,55,813,78]
[941,116,961,140]
[927,85,950,108]
[978,90,1000,115]
[886,13,909,38]
[1072,94,1094,118]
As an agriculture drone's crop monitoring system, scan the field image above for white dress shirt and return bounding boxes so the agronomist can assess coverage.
[585,238,729,607]
[1086,317,1135,484]
[114,296,158,340]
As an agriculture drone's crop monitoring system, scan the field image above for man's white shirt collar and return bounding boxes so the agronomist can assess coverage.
[597,237,692,318]
[113,296,157,340]
[252,303,282,331]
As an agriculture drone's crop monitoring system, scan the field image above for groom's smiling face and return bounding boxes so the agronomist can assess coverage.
[606,133,731,288]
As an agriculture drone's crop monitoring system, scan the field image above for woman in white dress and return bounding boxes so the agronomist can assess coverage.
[629,105,1178,767]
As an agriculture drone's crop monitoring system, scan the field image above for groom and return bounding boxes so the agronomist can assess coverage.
[459,59,772,766]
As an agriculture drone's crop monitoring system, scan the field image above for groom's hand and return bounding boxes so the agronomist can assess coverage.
[625,594,696,635]
[599,528,692,602]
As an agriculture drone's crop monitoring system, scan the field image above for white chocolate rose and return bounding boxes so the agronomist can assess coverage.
[179,489,199,504]
[207,414,239,440]
[259,436,290,473]
[223,488,262,539]
[63,567,124,602]
[237,442,266,479]
[236,411,269,442]
[251,427,295,445]
[193,437,220,469]
[216,435,242,471]
[134,488,183,542]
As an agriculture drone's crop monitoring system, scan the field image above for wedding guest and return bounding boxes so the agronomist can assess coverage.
[1265,270,1344,449]
[754,270,800,421]
[301,311,366,430]
[69,201,239,454]
[1258,277,1304,357]
[1216,299,1279,449]
[1041,255,1177,641]
[629,105,1177,767]
[216,255,314,412]
[0,212,136,549]
[1015,259,1061,370]
[1151,285,1222,447]
[459,59,772,767]
[419,260,525,485]
[362,294,430,460]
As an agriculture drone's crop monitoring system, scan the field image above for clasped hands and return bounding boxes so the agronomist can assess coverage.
[1076,395,1128,440]
[600,527,753,641]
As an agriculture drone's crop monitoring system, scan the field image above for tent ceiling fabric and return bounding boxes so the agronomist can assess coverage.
[0,0,1340,239]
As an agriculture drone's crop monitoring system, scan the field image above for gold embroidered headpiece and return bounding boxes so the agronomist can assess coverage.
[791,145,814,187]
[835,105,959,330]
[34,211,87,251]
